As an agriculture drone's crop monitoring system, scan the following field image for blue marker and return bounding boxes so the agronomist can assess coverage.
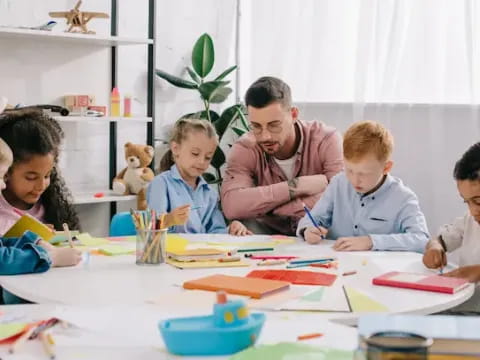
[302,203,325,239]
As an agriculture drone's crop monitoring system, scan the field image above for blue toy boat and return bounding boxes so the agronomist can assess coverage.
[159,291,266,356]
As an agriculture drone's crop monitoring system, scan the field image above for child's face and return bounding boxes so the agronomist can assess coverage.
[344,153,393,194]
[457,179,480,224]
[5,154,54,205]
[171,132,217,180]
[0,160,11,190]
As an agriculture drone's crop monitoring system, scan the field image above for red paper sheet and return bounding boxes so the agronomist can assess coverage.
[247,269,337,286]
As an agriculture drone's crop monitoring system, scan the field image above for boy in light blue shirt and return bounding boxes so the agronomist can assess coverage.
[297,121,429,252]
[147,118,251,235]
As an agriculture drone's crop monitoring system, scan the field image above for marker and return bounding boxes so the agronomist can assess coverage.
[257,260,287,266]
[287,260,332,269]
[302,203,325,239]
[297,332,323,341]
[238,247,274,253]
[342,270,357,276]
[289,258,336,265]
[218,256,241,262]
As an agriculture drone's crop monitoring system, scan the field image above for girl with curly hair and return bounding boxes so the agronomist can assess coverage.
[0,109,80,234]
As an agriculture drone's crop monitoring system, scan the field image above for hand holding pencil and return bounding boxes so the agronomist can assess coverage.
[164,204,191,227]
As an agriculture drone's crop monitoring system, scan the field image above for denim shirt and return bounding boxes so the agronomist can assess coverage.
[0,230,52,275]
[147,165,227,233]
[297,172,429,252]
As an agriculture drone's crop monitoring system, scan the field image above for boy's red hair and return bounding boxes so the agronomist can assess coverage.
[343,121,394,162]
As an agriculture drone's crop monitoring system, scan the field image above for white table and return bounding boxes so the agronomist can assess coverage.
[0,303,358,360]
[0,235,474,328]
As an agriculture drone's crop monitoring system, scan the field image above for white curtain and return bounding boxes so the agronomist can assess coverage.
[239,0,480,232]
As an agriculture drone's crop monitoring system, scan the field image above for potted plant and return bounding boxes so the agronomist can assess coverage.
[156,33,249,185]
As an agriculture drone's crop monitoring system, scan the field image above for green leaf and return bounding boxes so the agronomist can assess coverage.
[186,67,201,84]
[232,126,248,137]
[214,65,237,81]
[192,33,215,78]
[191,110,220,122]
[198,81,229,101]
[155,69,198,89]
[210,86,233,103]
[211,147,226,169]
[213,104,243,137]
[202,172,217,183]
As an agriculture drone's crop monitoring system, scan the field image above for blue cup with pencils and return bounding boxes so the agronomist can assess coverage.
[132,209,167,265]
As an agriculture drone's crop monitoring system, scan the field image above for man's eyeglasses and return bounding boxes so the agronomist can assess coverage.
[248,122,283,135]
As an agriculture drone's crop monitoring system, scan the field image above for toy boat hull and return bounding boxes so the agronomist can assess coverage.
[159,313,265,355]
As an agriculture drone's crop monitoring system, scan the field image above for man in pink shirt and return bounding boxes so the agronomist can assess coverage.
[221,77,343,235]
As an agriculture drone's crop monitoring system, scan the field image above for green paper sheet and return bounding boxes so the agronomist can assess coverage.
[230,343,353,360]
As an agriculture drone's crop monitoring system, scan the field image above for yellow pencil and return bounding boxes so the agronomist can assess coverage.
[40,331,56,359]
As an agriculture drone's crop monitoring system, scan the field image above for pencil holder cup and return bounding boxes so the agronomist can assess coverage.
[136,229,167,265]
[359,331,432,360]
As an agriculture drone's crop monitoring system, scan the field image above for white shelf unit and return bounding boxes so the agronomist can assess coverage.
[53,116,152,123]
[1,1,156,211]
[0,27,153,46]
[72,190,137,205]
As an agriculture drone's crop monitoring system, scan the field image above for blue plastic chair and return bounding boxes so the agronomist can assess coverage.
[110,211,136,237]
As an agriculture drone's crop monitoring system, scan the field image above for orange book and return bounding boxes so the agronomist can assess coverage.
[183,274,290,299]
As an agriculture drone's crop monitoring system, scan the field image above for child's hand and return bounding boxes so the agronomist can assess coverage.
[304,226,327,244]
[229,221,252,236]
[165,205,191,227]
[37,239,55,251]
[443,265,480,283]
[423,245,446,269]
[48,247,82,267]
[333,236,372,251]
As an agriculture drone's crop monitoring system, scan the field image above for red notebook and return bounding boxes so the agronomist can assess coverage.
[246,269,337,286]
[372,271,470,294]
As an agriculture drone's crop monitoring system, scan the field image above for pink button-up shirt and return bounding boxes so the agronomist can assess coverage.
[221,120,343,235]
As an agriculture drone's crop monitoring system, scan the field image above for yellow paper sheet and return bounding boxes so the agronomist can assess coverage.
[165,234,190,253]
[167,259,249,269]
[0,323,28,342]
[344,287,389,312]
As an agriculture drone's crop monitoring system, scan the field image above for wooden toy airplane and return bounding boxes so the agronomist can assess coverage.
[49,0,109,34]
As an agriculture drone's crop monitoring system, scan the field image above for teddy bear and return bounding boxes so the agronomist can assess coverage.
[112,142,155,210]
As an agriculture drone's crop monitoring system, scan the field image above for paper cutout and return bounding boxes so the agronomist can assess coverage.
[0,323,28,343]
[344,287,389,312]
[281,286,351,312]
[301,288,325,302]
[229,343,354,360]
[98,244,136,256]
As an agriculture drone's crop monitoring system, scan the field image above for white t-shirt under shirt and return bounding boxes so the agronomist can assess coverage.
[274,155,297,180]
[273,134,303,181]
[0,193,45,235]
[439,212,480,312]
